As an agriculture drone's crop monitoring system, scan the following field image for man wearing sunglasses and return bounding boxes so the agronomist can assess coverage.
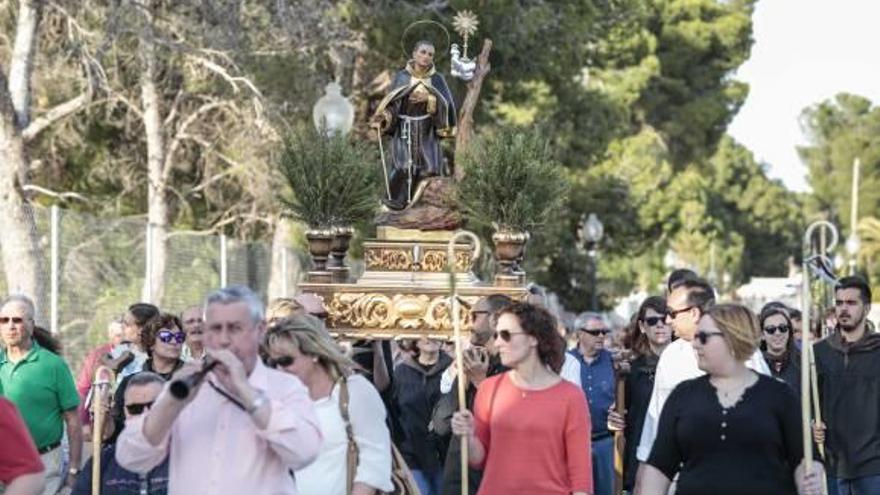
[72,372,169,494]
[115,286,321,495]
[569,312,615,495]
[0,294,82,495]
[634,278,769,485]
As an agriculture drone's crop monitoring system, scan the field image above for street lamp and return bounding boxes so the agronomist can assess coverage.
[579,213,604,310]
[312,81,355,136]
[846,233,860,275]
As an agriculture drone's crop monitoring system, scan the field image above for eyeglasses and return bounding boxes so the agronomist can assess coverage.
[579,328,610,337]
[124,401,154,415]
[0,316,26,325]
[763,324,790,335]
[666,306,696,319]
[694,331,724,345]
[265,355,295,369]
[643,316,665,327]
[157,330,186,344]
[493,330,526,342]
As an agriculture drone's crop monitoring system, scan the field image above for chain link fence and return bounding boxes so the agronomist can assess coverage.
[0,205,304,375]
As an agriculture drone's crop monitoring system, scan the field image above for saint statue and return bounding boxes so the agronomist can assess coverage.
[371,40,457,211]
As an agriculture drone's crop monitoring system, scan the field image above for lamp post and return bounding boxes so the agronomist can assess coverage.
[312,81,355,136]
[580,213,604,311]
[846,233,860,275]
[848,158,861,275]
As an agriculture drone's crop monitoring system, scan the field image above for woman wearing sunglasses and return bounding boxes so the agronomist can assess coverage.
[612,296,671,492]
[263,315,393,495]
[637,304,824,495]
[759,304,801,393]
[451,302,592,495]
[111,313,186,438]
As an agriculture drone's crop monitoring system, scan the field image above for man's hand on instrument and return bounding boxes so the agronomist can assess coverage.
[812,420,826,445]
[607,407,626,432]
[207,349,250,399]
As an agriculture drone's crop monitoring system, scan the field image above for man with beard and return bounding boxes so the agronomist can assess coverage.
[814,276,880,494]
[434,295,512,495]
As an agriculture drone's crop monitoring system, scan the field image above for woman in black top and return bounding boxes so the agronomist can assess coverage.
[638,303,824,495]
[759,304,801,392]
[614,296,671,491]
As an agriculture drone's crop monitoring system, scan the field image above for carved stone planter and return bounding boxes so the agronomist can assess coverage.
[328,226,354,283]
[492,230,530,287]
[306,228,334,283]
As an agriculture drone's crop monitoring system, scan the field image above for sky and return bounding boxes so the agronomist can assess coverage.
[727,0,880,192]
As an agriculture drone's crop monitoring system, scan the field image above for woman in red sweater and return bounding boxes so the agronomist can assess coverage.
[451,302,593,495]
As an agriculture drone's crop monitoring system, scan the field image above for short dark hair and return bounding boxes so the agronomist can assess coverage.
[667,269,699,292]
[484,294,514,313]
[674,277,715,311]
[835,276,872,305]
[497,302,565,373]
[788,308,802,320]
[141,312,182,356]
[413,39,434,52]
[125,371,166,391]
[128,303,160,327]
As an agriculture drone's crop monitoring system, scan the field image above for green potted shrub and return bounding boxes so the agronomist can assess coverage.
[276,126,379,282]
[455,126,569,285]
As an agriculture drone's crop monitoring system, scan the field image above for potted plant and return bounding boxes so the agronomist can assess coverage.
[276,126,379,282]
[455,127,569,285]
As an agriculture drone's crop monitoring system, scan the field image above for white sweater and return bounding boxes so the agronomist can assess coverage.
[294,374,394,495]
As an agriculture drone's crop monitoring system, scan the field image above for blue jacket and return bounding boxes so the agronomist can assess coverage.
[72,443,168,495]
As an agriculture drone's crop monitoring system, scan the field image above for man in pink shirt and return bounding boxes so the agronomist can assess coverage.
[115,286,322,494]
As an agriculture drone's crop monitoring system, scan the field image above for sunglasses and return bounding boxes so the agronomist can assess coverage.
[493,330,526,342]
[643,316,665,327]
[580,328,610,337]
[694,331,724,345]
[124,401,154,415]
[667,306,697,319]
[0,316,26,325]
[763,324,790,335]
[265,355,295,369]
[157,330,186,344]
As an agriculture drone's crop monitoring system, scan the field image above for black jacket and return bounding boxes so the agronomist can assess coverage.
[623,353,659,490]
[814,330,880,479]
[392,353,453,472]
[763,348,801,394]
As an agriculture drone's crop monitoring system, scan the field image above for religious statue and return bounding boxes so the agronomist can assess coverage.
[371,40,457,211]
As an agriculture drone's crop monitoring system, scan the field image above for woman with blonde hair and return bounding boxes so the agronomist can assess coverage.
[637,303,824,495]
[263,315,393,495]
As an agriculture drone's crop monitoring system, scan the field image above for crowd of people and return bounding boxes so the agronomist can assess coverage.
[0,270,878,495]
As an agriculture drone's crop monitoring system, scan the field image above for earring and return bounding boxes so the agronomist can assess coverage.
[313,357,318,363]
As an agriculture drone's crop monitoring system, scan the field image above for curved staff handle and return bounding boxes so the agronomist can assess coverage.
[447,230,481,495]
[91,365,116,495]
[801,220,837,493]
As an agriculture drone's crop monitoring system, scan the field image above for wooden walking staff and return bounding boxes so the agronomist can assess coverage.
[446,230,481,495]
[801,220,837,495]
[611,351,631,495]
[91,366,115,495]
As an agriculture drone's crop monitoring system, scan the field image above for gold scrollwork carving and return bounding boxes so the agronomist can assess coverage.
[365,248,413,271]
[420,250,472,272]
[327,292,477,333]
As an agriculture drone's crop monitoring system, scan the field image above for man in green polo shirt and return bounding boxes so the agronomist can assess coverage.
[0,295,82,495]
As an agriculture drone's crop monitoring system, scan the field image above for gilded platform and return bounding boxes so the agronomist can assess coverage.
[301,229,527,339]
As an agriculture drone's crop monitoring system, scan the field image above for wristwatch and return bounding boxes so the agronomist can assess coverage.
[246,390,268,415]
[68,467,79,476]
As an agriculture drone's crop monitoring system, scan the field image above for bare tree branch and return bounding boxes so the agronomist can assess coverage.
[20,184,92,203]
[8,0,43,129]
[185,53,263,97]
[21,93,98,142]
[162,100,232,180]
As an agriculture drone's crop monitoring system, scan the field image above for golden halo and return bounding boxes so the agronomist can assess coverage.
[401,20,450,62]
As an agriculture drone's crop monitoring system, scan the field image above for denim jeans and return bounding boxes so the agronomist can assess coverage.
[837,473,880,495]
[592,436,615,495]
[412,468,443,495]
